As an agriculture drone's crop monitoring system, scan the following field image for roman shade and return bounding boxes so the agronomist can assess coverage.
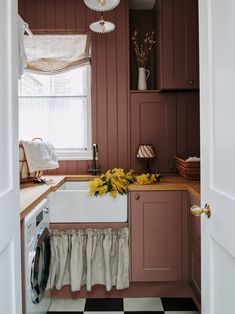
[24,34,91,74]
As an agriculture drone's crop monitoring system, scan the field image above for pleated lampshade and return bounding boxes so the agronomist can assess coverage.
[137,144,156,159]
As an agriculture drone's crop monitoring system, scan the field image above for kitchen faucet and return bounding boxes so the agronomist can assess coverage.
[88,144,101,175]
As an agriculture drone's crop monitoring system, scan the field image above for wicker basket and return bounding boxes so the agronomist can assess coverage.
[19,138,43,183]
[175,156,200,180]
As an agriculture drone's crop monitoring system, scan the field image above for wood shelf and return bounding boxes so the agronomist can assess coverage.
[129,89,162,93]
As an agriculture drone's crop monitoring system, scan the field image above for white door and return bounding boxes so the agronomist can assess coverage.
[0,0,22,314]
[199,0,235,313]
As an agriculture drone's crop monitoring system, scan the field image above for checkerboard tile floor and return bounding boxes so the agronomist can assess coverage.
[48,297,200,313]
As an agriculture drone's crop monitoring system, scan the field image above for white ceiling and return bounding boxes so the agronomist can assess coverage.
[129,0,156,10]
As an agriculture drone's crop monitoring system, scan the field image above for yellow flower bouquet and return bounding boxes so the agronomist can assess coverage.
[89,168,163,198]
[89,168,135,198]
[135,173,162,185]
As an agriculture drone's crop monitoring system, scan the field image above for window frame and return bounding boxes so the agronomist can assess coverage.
[19,58,92,161]
[55,64,92,160]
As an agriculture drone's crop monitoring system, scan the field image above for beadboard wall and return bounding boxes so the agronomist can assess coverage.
[18,0,200,175]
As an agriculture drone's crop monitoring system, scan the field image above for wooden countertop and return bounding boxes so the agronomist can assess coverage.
[128,176,200,199]
[20,175,200,220]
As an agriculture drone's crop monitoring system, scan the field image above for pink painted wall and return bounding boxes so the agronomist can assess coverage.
[19,0,200,175]
[19,0,129,174]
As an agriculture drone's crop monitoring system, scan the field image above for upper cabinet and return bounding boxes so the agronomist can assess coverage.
[155,0,199,90]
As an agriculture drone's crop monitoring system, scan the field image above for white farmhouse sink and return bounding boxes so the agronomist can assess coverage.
[49,181,127,223]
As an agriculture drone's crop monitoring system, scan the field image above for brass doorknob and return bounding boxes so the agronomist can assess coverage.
[135,194,140,200]
[190,203,211,218]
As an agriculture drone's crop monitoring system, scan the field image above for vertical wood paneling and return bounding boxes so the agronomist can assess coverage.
[35,0,46,30]
[18,0,25,18]
[176,92,200,156]
[24,0,36,29]
[55,0,66,30]
[19,0,200,176]
[46,0,56,30]
[96,34,108,171]
[75,0,87,30]
[19,0,129,175]
[66,0,76,30]
[107,10,118,169]
[116,0,129,170]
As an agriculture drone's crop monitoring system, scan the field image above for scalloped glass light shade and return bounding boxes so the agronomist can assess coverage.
[89,20,115,33]
[84,0,120,12]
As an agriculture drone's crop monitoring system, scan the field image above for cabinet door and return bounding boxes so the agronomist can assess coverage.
[188,193,201,244]
[130,92,177,173]
[131,191,183,281]
[188,192,201,300]
[188,238,201,300]
[156,0,199,90]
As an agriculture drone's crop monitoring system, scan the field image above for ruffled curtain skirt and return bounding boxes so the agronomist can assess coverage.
[50,228,129,291]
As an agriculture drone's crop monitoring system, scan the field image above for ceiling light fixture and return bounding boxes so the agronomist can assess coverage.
[89,15,115,34]
[84,0,120,12]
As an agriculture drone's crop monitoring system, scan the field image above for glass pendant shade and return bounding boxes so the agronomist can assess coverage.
[89,16,115,33]
[84,0,120,12]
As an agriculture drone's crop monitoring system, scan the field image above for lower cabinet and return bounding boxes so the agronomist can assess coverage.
[130,190,186,282]
[188,238,201,299]
[188,193,201,300]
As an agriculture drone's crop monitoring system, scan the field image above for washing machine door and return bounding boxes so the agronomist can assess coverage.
[30,227,51,304]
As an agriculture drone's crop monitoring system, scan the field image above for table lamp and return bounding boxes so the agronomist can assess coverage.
[136,144,156,173]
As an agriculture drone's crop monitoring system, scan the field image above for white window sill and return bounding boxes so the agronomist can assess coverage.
[57,156,93,161]
[56,149,93,161]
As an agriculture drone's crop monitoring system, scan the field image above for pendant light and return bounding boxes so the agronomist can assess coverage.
[89,15,115,33]
[84,0,120,12]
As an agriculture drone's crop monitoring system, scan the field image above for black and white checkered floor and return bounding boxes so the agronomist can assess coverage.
[48,297,200,313]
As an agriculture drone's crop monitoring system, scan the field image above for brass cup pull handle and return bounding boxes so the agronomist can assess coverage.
[190,203,211,218]
[135,194,140,200]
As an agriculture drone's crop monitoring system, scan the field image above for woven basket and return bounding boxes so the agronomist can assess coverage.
[19,138,43,183]
[175,156,200,180]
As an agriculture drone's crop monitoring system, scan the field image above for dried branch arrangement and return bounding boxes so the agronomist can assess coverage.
[131,31,156,68]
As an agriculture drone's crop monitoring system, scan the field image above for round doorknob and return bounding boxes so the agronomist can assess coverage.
[189,80,194,85]
[135,194,140,200]
[190,203,211,218]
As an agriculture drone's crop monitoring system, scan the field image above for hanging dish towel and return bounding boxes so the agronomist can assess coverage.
[20,140,59,173]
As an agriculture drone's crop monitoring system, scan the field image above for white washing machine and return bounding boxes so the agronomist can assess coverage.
[24,198,51,314]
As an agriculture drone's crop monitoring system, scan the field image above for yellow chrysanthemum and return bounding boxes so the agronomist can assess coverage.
[88,168,162,197]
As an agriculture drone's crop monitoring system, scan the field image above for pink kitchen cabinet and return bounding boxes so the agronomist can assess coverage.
[130,191,187,282]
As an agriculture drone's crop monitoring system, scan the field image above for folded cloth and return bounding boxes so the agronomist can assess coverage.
[186,156,200,162]
[20,140,59,173]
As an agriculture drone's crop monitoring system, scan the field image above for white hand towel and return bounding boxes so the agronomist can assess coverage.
[186,156,200,162]
[20,140,59,173]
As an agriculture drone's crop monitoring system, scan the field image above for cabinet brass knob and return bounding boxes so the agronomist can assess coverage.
[189,80,194,85]
[190,203,211,218]
[135,194,140,200]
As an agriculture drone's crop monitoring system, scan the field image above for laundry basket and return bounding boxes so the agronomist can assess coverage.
[175,156,200,180]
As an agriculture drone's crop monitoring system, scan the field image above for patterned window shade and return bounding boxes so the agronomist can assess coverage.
[24,34,91,74]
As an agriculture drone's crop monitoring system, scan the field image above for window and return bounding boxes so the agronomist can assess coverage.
[18,35,92,160]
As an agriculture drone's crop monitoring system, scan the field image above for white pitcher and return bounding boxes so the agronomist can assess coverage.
[138,67,150,90]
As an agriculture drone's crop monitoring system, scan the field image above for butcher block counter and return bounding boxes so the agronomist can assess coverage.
[20,175,200,220]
